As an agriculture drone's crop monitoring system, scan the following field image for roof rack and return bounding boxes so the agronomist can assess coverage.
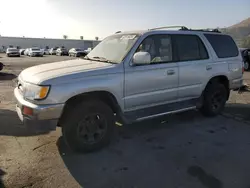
[179,28,221,33]
[149,26,221,33]
[149,26,188,31]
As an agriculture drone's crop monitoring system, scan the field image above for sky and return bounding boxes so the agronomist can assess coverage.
[0,0,249,40]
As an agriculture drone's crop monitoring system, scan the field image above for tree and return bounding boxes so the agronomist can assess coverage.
[63,35,68,39]
[80,36,84,40]
[95,36,99,41]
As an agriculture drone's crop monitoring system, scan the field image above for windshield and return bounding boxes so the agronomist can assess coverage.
[8,48,18,52]
[87,34,139,63]
[75,48,82,51]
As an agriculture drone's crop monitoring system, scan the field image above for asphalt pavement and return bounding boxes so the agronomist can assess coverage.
[1,55,250,188]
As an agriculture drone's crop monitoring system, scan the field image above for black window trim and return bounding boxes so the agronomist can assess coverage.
[172,34,209,62]
[133,34,178,66]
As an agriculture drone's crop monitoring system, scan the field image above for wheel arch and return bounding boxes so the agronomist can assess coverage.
[204,75,230,99]
[58,90,122,126]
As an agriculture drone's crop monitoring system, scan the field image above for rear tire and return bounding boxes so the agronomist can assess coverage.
[62,100,115,153]
[0,63,3,71]
[200,82,227,117]
[244,61,250,71]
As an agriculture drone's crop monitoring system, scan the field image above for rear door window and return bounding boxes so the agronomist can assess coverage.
[204,34,239,58]
[173,34,209,61]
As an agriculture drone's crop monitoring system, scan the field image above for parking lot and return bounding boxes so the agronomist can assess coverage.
[1,54,250,188]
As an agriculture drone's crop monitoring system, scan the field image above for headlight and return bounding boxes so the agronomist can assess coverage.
[23,83,50,100]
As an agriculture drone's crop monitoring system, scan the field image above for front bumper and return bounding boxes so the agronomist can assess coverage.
[14,87,64,132]
[7,53,20,57]
[30,53,43,57]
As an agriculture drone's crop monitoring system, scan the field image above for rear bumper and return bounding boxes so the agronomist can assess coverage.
[230,78,243,90]
[14,87,64,132]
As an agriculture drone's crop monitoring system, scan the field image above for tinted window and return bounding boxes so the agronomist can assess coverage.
[204,34,239,58]
[173,35,208,61]
[135,35,173,64]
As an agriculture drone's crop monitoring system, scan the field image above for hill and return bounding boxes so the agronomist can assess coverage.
[221,17,250,47]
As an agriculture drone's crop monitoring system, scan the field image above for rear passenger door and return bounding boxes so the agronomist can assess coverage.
[172,34,210,100]
[204,34,243,83]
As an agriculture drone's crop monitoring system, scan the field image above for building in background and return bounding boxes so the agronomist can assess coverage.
[0,36,100,52]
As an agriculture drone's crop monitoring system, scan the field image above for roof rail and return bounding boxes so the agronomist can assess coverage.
[115,31,122,34]
[148,26,221,33]
[149,26,188,31]
[179,28,221,33]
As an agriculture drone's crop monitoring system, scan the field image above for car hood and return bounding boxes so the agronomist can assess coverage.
[8,51,19,53]
[19,59,113,85]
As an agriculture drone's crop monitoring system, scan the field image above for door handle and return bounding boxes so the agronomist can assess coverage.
[167,70,175,75]
[206,65,212,70]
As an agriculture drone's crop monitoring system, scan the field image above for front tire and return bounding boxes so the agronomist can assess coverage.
[62,100,115,153]
[200,83,228,117]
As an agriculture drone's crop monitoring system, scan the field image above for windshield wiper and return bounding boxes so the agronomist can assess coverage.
[91,56,116,64]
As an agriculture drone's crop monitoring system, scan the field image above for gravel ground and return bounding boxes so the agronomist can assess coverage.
[1,55,250,188]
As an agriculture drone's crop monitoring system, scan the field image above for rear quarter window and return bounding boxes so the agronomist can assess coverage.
[204,34,239,58]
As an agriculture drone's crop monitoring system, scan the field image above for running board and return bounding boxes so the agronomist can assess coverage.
[123,98,199,123]
[136,106,196,121]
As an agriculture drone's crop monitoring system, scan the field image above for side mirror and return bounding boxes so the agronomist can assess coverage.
[132,52,151,65]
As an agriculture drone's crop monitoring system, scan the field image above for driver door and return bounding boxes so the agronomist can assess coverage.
[124,34,179,112]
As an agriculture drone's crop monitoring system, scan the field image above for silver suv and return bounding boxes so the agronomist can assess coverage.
[14,26,243,152]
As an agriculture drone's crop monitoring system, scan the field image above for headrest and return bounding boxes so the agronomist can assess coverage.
[161,38,171,48]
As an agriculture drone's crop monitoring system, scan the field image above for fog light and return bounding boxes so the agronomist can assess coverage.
[23,106,33,116]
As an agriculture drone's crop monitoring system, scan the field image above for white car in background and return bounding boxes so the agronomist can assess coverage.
[68,48,87,57]
[19,49,26,55]
[28,47,43,57]
[6,48,20,57]
[49,47,59,55]
[84,47,92,54]
[41,48,50,55]
[24,48,30,56]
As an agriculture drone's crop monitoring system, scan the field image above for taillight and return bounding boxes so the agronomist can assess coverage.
[242,61,245,74]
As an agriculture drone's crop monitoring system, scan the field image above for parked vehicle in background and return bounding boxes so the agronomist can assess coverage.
[240,48,250,71]
[49,47,58,55]
[41,48,50,55]
[19,49,26,55]
[84,47,92,54]
[24,48,30,56]
[28,47,43,57]
[56,48,69,56]
[6,48,20,57]
[0,62,4,71]
[68,48,87,57]
[14,27,243,153]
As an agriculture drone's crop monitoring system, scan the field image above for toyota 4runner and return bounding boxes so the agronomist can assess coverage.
[14,26,243,152]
